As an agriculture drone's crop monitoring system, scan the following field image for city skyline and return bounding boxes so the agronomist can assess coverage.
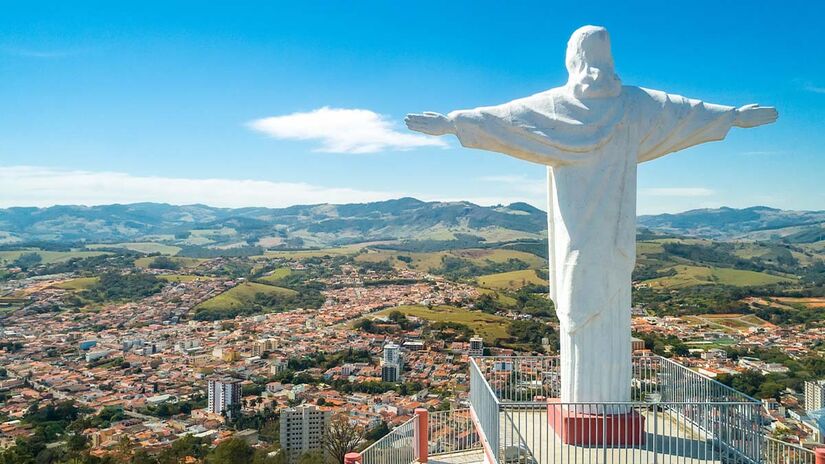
[1,1,823,214]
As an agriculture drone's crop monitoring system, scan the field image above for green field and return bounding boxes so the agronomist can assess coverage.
[355,247,546,272]
[683,313,770,334]
[52,277,99,290]
[134,256,204,269]
[88,242,182,255]
[643,265,795,289]
[0,250,111,265]
[372,304,511,343]
[158,274,206,283]
[257,268,292,284]
[196,282,297,311]
[477,269,548,290]
[265,244,369,259]
[477,288,518,306]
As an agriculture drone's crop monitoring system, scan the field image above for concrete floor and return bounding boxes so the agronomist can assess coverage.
[498,409,738,464]
[429,409,759,464]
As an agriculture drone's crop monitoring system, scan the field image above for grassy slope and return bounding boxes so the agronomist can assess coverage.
[643,264,794,289]
[134,256,204,269]
[355,248,546,272]
[52,277,99,290]
[373,304,511,342]
[196,282,297,310]
[257,268,292,284]
[476,269,548,290]
[88,242,182,255]
[477,288,518,306]
[0,250,111,265]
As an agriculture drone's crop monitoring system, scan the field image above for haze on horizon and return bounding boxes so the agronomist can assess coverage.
[1,1,823,215]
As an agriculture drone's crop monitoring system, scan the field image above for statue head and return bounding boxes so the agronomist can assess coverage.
[565,25,622,99]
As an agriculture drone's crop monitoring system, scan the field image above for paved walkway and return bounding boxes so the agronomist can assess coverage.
[499,409,733,464]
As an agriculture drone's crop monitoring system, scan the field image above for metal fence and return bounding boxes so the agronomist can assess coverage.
[361,415,418,464]
[468,356,804,464]
[428,408,482,456]
[362,356,818,464]
[470,355,758,405]
[763,436,816,464]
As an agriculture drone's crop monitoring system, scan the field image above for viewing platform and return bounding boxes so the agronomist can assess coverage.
[349,355,821,464]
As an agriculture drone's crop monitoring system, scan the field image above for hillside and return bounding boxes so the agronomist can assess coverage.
[639,206,825,241]
[0,199,546,248]
[2,201,824,251]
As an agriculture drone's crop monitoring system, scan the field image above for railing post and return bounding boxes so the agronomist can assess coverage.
[344,452,361,464]
[816,447,825,464]
[415,408,429,463]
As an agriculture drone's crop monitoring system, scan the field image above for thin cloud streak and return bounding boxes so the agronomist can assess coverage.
[248,107,447,153]
[478,174,545,196]
[640,187,714,197]
[0,46,90,59]
[0,166,402,208]
[0,166,542,210]
[804,83,825,94]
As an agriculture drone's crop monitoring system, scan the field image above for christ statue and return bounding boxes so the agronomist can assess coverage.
[405,25,777,405]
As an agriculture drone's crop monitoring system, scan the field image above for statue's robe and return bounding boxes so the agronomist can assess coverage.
[449,86,736,404]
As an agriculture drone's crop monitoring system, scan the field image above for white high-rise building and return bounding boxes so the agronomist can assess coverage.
[469,336,484,357]
[805,380,825,412]
[279,404,331,462]
[384,342,401,366]
[207,377,241,416]
[382,342,403,382]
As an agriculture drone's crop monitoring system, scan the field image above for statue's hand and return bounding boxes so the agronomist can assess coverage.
[404,112,455,136]
[733,104,778,128]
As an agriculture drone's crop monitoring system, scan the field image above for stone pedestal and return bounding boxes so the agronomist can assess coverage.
[547,399,645,446]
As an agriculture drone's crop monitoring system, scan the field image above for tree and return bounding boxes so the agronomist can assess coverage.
[324,415,364,464]
[363,422,390,443]
[148,256,180,270]
[13,252,42,270]
[206,438,254,464]
[297,451,325,464]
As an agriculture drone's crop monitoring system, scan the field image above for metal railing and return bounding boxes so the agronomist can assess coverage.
[468,356,780,464]
[360,356,819,464]
[361,415,418,464]
[471,355,758,405]
[763,436,816,464]
[428,408,481,456]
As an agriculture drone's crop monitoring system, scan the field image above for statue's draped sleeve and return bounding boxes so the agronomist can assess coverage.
[636,88,736,163]
[447,92,622,167]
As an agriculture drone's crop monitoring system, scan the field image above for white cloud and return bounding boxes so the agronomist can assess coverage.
[478,174,546,196]
[803,83,825,94]
[640,187,714,197]
[248,107,447,153]
[0,166,403,208]
[0,46,89,59]
[740,150,786,156]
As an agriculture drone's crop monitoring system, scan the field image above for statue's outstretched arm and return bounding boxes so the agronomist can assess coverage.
[733,104,778,128]
[405,109,580,166]
[404,112,455,136]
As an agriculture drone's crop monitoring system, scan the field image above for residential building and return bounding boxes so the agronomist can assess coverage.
[207,377,241,416]
[381,364,399,383]
[805,380,825,412]
[279,404,330,462]
[469,336,484,357]
[382,342,403,382]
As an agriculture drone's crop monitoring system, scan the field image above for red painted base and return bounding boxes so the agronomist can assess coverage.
[547,399,646,446]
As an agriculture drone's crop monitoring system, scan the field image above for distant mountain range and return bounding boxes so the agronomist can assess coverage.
[638,206,825,242]
[1,200,823,248]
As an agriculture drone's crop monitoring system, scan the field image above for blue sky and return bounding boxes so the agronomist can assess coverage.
[0,1,822,214]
